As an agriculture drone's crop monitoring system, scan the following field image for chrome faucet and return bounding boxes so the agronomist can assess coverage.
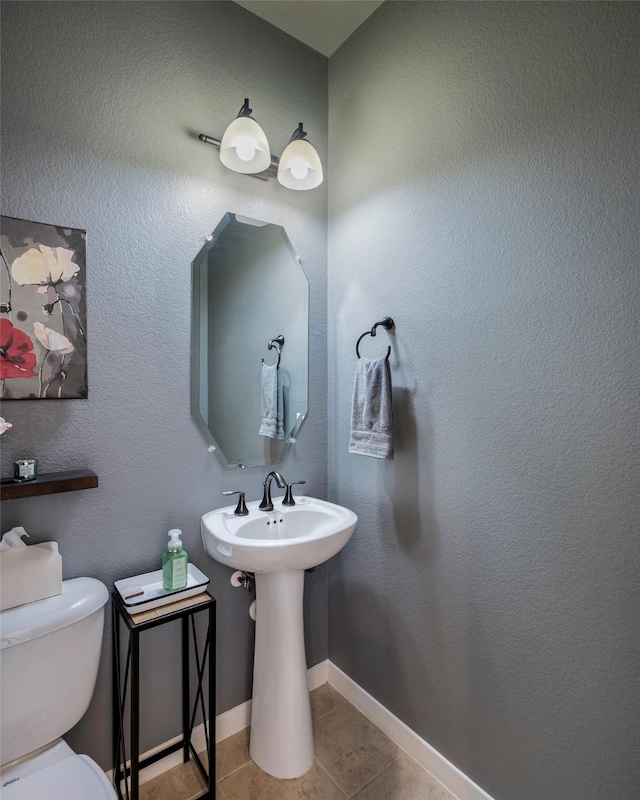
[259,471,286,512]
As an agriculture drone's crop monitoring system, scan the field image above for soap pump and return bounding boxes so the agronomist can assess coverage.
[162,529,188,592]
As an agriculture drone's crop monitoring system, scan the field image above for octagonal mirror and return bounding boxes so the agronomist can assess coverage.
[191,213,308,469]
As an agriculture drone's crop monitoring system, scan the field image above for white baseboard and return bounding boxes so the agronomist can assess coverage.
[307,658,330,689]
[105,659,329,786]
[328,662,494,800]
[105,658,492,800]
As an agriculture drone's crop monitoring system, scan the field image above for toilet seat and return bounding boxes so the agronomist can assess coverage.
[1,753,116,800]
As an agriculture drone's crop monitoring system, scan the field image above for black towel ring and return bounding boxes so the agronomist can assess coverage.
[262,334,285,367]
[356,317,395,359]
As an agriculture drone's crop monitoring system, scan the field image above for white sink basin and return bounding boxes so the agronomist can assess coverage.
[201,494,357,781]
[201,496,357,573]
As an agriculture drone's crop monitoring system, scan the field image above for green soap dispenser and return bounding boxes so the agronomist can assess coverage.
[162,529,188,592]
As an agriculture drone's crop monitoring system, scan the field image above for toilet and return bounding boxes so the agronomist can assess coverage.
[0,577,117,799]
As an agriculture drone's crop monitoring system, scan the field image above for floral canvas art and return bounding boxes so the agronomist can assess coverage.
[0,216,87,399]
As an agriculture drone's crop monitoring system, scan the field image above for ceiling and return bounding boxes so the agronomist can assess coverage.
[234,1,385,56]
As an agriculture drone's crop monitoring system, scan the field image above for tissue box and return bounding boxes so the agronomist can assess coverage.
[0,542,62,611]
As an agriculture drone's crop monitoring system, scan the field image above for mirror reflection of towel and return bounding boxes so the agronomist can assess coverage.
[259,362,284,439]
[349,356,394,459]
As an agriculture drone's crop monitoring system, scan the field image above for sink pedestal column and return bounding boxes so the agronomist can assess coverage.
[249,570,314,779]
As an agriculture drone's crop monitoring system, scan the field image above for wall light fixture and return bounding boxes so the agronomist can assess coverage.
[218,98,271,174]
[199,99,323,191]
[277,123,323,191]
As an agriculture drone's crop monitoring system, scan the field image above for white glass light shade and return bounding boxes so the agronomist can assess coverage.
[277,139,323,191]
[220,116,271,174]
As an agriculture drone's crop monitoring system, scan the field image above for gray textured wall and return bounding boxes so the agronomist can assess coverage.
[328,3,639,800]
[0,1,328,769]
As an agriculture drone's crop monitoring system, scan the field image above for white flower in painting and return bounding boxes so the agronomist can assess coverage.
[0,418,12,436]
[11,246,79,293]
[33,322,75,354]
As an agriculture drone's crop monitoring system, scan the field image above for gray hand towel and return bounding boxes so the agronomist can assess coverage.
[259,363,284,440]
[349,356,394,459]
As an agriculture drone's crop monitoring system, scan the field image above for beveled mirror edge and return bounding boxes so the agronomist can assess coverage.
[190,249,231,469]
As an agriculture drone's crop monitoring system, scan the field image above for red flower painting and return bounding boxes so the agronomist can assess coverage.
[0,319,37,379]
[1,216,87,399]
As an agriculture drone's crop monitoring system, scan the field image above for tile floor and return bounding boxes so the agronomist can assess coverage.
[139,684,456,800]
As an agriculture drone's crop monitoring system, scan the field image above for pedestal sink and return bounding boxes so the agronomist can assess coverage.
[201,496,357,779]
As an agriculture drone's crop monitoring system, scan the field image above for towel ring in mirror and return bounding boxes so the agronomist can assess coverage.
[263,335,285,367]
[356,317,394,359]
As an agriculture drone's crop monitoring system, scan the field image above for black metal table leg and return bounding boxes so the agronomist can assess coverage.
[130,629,140,800]
[112,605,121,798]
[208,602,216,792]
[182,614,190,763]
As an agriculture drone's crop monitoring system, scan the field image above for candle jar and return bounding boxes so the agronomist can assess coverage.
[14,459,38,482]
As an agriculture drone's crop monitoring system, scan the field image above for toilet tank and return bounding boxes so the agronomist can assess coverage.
[0,577,108,766]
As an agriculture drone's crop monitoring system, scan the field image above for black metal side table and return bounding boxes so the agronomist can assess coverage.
[112,590,216,800]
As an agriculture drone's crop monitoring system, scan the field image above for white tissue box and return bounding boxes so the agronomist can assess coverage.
[0,542,62,611]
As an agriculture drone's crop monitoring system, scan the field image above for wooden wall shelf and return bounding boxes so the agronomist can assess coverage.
[0,469,98,501]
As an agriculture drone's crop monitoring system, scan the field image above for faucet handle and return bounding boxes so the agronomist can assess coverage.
[282,481,306,506]
[222,490,249,516]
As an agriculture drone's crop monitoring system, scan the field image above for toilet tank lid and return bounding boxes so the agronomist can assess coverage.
[0,577,108,649]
